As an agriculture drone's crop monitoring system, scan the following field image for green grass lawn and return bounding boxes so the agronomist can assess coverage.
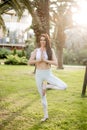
[0,65,87,130]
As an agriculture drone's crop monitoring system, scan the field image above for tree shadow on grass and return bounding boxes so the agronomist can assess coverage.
[0,96,39,130]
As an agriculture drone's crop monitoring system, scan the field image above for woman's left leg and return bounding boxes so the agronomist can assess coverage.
[46,71,67,90]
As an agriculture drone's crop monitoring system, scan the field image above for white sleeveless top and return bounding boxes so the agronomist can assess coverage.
[36,48,48,60]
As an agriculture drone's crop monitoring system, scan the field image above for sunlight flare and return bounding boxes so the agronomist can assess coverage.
[72,0,87,25]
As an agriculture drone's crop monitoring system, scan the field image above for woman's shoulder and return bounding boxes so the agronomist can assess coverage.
[36,48,41,52]
[31,48,37,55]
[32,48,40,53]
[33,48,38,52]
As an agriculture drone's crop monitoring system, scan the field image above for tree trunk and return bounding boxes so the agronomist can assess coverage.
[32,0,49,46]
[57,47,64,69]
[32,0,49,73]
[54,13,65,69]
[81,65,87,96]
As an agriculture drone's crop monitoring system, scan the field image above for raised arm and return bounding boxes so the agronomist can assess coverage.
[28,49,42,65]
[28,49,37,65]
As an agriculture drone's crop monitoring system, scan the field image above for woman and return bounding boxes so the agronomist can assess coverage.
[28,33,67,122]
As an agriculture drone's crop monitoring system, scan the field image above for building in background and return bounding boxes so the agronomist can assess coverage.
[0,9,34,50]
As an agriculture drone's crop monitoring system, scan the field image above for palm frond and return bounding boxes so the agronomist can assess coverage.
[8,0,23,19]
[0,15,6,32]
[0,0,12,14]
[21,0,42,29]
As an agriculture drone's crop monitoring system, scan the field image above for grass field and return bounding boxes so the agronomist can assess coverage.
[0,65,87,130]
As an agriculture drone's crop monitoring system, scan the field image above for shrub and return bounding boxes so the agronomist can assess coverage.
[76,49,87,65]
[18,56,28,65]
[63,49,77,65]
[21,49,26,57]
[25,44,35,59]
[13,48,17,55]
[63,49,87,65]
[12,49,26,58]
[4,55,28,65]
[0,48,11,59]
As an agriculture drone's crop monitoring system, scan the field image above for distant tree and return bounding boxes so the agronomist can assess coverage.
[50,0,77,69]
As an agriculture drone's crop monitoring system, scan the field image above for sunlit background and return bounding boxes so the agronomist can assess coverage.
[0,0,87,44]
[4,0,87,31]
[72,0,87,25]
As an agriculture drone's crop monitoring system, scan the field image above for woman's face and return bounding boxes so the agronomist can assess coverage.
[40,36,46,47]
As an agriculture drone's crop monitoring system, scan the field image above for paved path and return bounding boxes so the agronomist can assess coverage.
[64,65,86,70]
[52,65,86,70]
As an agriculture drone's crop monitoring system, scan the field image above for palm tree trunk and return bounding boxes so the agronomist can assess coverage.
[32,0,49,45]
[57,47,64,69]
[32,0,49,73]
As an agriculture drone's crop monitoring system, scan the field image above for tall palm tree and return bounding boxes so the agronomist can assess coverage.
[32,0,49,46]
[0,0,49,45]
[0,0,49,74]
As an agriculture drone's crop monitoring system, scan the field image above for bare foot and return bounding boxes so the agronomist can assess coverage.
[41,117,48,122]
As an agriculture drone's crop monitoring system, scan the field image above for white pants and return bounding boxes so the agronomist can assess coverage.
[35,69,67,118]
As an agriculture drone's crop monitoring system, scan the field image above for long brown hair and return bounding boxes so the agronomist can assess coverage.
[40,33,52,60]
